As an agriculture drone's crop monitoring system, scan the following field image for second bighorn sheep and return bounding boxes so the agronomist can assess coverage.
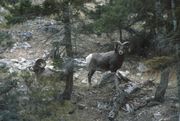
[31,59,46,76]
[86,41,129,86]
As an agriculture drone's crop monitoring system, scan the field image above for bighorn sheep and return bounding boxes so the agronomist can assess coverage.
[31,59,46,76]
[30,58,74,100]
[86,41,129,86]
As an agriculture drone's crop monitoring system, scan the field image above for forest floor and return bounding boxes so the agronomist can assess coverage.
[0,17,179,121]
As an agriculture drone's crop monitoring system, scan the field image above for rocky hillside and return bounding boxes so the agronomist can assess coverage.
[0,15,179,121]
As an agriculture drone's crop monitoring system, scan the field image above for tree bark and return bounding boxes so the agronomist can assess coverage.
[177,62,180,121]
[154,68,170,102]
[63,1,73,57]
[61,1,74,100]
[119,28,123,42]
[108,74,128,121]
[176,44,180,121]
[171,0,177,32]
[155,0,163,34]
[108,73,138,120]
[155,0,167,36]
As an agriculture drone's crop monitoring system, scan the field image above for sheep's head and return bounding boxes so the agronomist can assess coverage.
[114,41,129,55]
[31,59,46,74]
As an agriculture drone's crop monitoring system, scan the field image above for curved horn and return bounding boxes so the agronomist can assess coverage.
[121,41,129,45]
[35,59,46,68]
[114,41,122,45]
[116,41,129,45]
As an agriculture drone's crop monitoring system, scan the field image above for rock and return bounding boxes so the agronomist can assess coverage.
[74,58,86,67]
[137,63,149,72]
[43,23,60,33]
[77,103,86,110]
[81,79,88,84]
[0,48,6,54]
[118,70,130,77]
[0,59,12,68]
[74,73,79,79]
[0,55,5,59]
[0,6,9,15]
[0,6,10,25]
[125,103,134,113]
[19,57,26,63]
[18,32,33,41]
[17,82,28,95]
[10,59,19,63]
[0,16,7,25]
[153,112,162,120]
[124,82,139,94]
[21,42,32,49]
[174,103,179,109]
[0,58,35,73]
[9,67,18,73]
[99,72,114,86]
[0,62,6,69]
[136,73,142,76]
[10,42,32,52]
[97,101,110,110]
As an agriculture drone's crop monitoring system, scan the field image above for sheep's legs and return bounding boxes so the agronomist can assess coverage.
[88,70,95,86]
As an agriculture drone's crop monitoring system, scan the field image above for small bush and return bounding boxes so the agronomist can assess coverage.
[144,56,175,70]
[42,0,60,15]
[0,31,14,48]
[6,15,27,24]
[18,0,32,14]
[5,0,43,24]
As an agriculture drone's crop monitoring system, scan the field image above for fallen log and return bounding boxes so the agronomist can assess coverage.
[99,70,131,87]
[108,73,139,121]
[107,74,156,120]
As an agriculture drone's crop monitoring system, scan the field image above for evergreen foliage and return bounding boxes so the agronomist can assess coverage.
[0,32,14,49]
[92,0,134,33]
[42,0,61,15]
[0,0,180,120]
[5,0,42,24]
[0,79,19,121]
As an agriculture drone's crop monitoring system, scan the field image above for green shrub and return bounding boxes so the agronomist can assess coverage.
[0,31,14,48]
[42,0,60,15]
[144,56,175,70]
[6,15,27,24]
[5,0,43,24]
[18,0,32,14]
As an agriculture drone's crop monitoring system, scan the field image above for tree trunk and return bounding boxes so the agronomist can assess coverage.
[155,0,167,36]
[155,0,163,35]
[108,73,139,120]
[177,62,180,121]
[154,68,170,102]
[119,28,123,42]
[176,44,180,121]
[154,0,170,100]
[63,2,73,57]
[108,74,128,120]
[171,0,177,32]
[109,0,113,5]
[61,1,74,100]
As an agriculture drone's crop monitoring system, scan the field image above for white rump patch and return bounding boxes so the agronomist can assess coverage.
[86,54,93,66]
